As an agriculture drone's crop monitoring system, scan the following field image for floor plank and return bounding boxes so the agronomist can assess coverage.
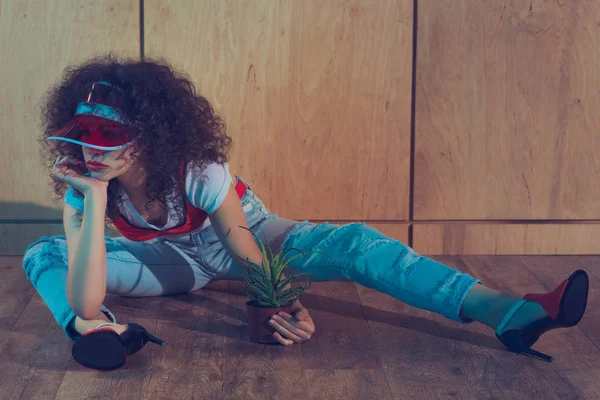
[300,282,394,399]
[357,287,453,398]
[54,294,166,400]
[0,257,34,332]
[304,369,393,400]
[468,256,600,398]
[300,282,383,370]
[140,280,230,400]
[453,256,593,399]
[522,256,600,349]
[574,256,600,349]
[357,266,505,399]
[517,255,600,399]
[0,256,597,399]
[0,295,70,400]
[222,282,308,399]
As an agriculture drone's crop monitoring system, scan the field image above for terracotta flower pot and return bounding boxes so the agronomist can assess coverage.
[246,301,294,344]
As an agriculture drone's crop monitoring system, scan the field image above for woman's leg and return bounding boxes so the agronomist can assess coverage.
[261,218,550,331]
[22,233,213,340]
[460,284,548,331]
[203,183,478,323]
[201,179,548,331]
[259,219,480,323]
[22,235,116,340]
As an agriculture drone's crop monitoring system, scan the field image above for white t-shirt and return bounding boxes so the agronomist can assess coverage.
[64,161,233,231]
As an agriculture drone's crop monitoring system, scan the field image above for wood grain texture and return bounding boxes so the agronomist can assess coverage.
[300,283,383,371]
[454,256,600,398]
[0,296,71,400]
[223,282,308,399]
[573,256,600,350]
[305,369,394,400]
[0,258,69,400]
[1,223,404,256]
[136,284,228,400]
[357,255,599,399]
[0,223,122,256]
[299,281,395,399]
[360,223,409,244]
[0,258,35,333]
[55,294,165,399]
[523,256,600,353]
[413,223,600,255]
[2,255,600,399]
[0,0,139,220]
[144,0,413,220]
[308,221,409,243]
[414,0,600,220]
[356,280,464,399]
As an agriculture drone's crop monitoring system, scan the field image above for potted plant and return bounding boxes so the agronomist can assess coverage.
[236,226,328,344]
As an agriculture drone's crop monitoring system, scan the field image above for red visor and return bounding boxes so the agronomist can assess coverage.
[47,81,141,151]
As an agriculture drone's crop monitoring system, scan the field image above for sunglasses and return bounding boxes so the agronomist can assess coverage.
[47,81,141,151]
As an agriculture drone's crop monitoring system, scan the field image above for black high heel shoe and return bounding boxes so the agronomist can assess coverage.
[72,322,166,371]
[495,270,589,362]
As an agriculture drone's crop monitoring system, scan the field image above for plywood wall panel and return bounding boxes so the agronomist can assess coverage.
[0,223,122,256]
[414,0,600,220]
[0,0,140,220]
[413,223,600,255]
[310,221,409,243]
[145,0,413,220]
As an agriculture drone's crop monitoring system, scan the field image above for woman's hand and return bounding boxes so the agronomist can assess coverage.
[269,307,315,346]
[50,155,108,196]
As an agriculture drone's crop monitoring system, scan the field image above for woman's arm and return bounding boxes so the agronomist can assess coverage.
[64,189,108,319]
[208,186,303,310]
[209,185,315,345]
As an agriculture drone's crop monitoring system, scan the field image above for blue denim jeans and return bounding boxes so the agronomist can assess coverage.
[22,177,480,340]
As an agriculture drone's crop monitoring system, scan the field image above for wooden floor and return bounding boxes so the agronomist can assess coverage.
[0,256,598,400]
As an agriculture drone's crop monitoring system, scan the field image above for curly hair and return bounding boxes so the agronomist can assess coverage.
[38,53,232,222]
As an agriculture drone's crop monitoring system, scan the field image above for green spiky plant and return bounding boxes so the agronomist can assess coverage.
[236,226,329,308]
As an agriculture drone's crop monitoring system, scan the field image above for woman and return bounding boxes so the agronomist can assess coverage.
[22,54,589,371]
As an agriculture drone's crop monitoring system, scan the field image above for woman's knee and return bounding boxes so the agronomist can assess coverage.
[259,218,301,255]
[282,221,420,274]
[284,222,407,257]
[22,235,68,283]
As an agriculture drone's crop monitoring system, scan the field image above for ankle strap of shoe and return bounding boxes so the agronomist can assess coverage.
[94,322,119,330]
[496,299,528,334]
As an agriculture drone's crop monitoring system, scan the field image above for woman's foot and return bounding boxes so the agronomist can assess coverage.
[71,314,165,371]
[495,301,549,331]
[462,270,589,362]
[73,315,128,336]
[460,284,548,330]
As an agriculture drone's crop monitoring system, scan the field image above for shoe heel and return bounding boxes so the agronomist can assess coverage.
[495,270,589,363]
[521,346,553,362]
[497,330,553,362]
[134,323,166,346]
[122,323,166,356]
[144,330,166,346]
